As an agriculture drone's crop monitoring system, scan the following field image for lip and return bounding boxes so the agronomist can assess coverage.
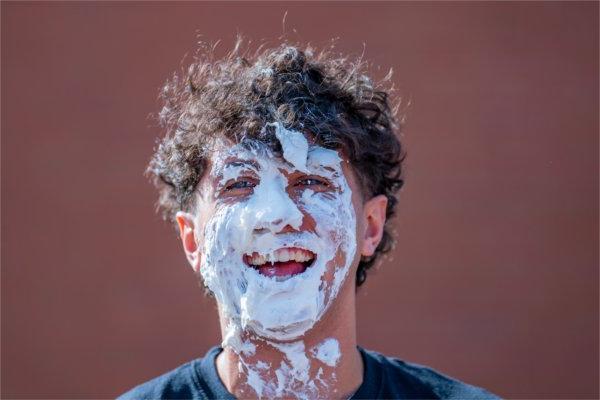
[243,247,316,278]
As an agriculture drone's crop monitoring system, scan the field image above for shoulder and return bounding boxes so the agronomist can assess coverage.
[360,348,500,400]
[117,359,207,400]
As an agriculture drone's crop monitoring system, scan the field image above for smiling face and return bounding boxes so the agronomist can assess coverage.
[176,124,387,345]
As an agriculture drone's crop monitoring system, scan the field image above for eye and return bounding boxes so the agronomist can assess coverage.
[224,179,257,192]
[298,178,325,186]
[294,177,330,189]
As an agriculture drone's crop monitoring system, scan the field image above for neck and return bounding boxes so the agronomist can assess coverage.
[215,281,363,399]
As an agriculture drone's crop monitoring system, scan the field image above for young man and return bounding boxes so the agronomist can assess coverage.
[120,42,498,400]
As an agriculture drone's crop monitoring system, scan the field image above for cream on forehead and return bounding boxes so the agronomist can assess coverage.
[266,122,309,173]
[212,126,336,180]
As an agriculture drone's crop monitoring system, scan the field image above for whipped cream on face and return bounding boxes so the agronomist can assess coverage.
[268,122,309,173]
[194,122,356,398]
[199,124,356,342]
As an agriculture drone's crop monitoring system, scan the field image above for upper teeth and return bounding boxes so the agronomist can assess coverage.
[246,248,314,266]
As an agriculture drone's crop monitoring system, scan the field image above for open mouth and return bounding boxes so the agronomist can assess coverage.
[244,247,316,278]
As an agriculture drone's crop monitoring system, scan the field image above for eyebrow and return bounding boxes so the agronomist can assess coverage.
[213,159,262,185]
[223,160,261,170]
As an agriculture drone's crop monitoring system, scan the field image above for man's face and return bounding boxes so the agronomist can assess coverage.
[177,125,385,344]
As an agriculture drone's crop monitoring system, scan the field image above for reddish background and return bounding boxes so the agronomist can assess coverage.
[2,2,598,399]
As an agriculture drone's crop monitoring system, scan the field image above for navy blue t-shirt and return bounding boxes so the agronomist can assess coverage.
[119,346,499,399]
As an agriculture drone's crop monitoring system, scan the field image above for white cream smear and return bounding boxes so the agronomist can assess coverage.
[311,338,341,367]
[195,122,356,398]
[269,122,309,173]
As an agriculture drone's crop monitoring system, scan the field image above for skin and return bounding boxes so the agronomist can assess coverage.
[176,140,388,399]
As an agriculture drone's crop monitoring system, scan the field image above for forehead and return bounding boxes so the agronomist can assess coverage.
[206,139,346,177]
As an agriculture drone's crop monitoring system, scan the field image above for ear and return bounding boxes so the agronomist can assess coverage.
[176,211,201,273]
[361,195,388,257]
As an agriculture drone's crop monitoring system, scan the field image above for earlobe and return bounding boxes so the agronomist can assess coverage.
[176,211,201,273]
[361,195,388,257]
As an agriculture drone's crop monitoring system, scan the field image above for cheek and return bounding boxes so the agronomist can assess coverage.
[200,204,245,263]
[353,201,369,253]
[300,193,341,229]
[301,191,357,262]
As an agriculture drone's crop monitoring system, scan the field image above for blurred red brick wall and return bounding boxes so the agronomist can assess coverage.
[2,2,598,398]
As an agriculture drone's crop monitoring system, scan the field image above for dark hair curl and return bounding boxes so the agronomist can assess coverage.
[147,39,405,286]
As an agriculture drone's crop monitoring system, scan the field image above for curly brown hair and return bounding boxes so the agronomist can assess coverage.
[147,39,405,286]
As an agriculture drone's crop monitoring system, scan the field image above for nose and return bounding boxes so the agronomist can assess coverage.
[252,177,304,234]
